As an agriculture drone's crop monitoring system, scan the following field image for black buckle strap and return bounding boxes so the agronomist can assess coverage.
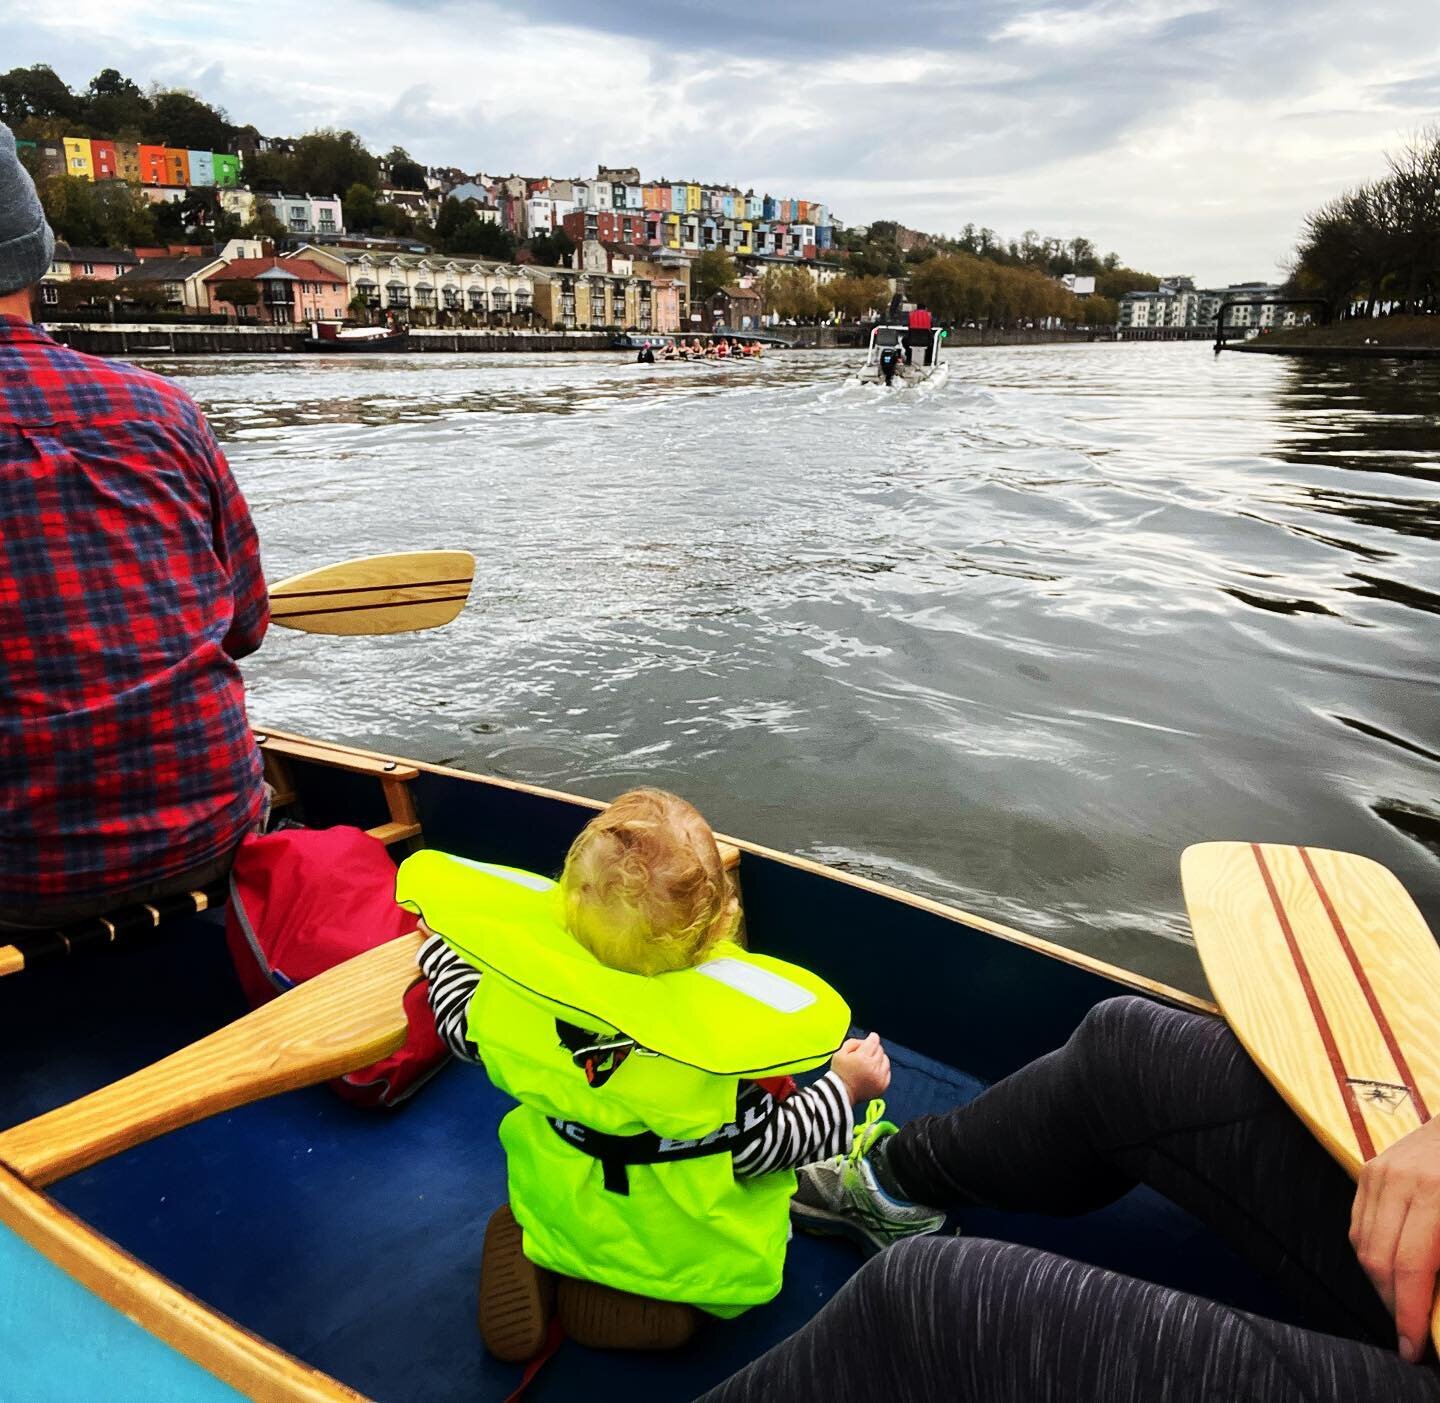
[548,1092,775,1195]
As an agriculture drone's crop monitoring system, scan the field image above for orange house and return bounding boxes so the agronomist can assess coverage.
[90,139,117,180]
[164,148,190,186]
[138,145,170,185]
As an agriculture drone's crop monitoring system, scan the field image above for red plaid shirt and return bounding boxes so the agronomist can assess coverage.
[0,316,268,904]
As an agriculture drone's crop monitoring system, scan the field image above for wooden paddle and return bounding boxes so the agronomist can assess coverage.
[0,933,421,1188]
[1182,841,1440,1353]
[269,550,476,635]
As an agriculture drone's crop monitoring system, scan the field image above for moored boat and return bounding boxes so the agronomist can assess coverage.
[2,730,1285,1401]
[301,323,410,353]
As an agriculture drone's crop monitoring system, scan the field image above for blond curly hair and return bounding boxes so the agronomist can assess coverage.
[560,788,740,975]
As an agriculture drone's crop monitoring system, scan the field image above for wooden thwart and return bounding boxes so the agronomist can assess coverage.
[258,733,424,848]
[1182,841,1440,1350]
[0,933,421,1188]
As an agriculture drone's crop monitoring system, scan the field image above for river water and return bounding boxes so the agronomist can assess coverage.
[147,344,1440,996]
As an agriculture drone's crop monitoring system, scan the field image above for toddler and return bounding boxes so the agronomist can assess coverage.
[416,787,891,1359]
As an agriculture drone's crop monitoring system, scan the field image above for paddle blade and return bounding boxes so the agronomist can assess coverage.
[269,551,476,635]
[1183,841,1440,1355]
[1183,842,1440,1174]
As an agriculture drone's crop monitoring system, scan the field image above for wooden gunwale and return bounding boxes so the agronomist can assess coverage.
[259,726,1214,1015]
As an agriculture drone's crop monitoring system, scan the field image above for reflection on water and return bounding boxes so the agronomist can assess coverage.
[149,345,1440,996]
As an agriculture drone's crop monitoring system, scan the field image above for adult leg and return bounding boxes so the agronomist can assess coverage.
[883,995,1393,1344]
[698,1236,1440,1403]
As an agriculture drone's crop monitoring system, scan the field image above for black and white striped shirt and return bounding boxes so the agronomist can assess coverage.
[419,933,853,1176]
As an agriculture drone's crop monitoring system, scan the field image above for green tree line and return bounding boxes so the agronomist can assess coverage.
[909,254,1115,328]
[1288,126,1440,319]
[832,219,1156,300]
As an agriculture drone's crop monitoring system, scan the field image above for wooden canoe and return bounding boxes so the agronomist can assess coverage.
[2,728,1284,1402]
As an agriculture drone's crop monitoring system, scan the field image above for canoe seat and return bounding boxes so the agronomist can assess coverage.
[0,880,228,980]
[256,733,423,848]
[0,735,429,981]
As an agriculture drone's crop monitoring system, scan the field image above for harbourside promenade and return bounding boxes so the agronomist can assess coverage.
[41,323,619,355]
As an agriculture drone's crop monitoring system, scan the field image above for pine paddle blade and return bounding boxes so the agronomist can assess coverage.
[1183,842,1440,1351]
[269,551,476,635]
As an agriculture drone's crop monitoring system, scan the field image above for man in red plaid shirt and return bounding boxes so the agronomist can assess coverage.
[0,123,269,925]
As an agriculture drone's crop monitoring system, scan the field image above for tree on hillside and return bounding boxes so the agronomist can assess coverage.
[38,174,157,248]
[434,198,516,258]
[526,228,574,267]
[82,68,151,136]
[289,129,380,197]
[151,89,233,151]
[246,146,296,190]
[344,182,378,231]
[692,249,736,303]
[384,146,427,190]
[0,64,81,126]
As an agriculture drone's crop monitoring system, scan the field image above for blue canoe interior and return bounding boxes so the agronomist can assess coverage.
[1,732,1306,1401]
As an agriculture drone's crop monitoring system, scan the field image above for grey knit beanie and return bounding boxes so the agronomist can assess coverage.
[0,123,55,296]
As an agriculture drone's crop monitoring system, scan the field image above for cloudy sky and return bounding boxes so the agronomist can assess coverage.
[9,0,1439,283]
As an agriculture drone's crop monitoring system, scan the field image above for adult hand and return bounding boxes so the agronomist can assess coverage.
[1350,1113,1440,1363]
[831,1031,890,1103]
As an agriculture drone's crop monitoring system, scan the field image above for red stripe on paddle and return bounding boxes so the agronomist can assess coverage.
[273,576,472,600]
[1251,843,1376,1160]
[272,593,470,620]
[1298,846,1429,1123]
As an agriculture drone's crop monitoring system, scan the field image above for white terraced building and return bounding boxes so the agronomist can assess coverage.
[293,245,544,327]
[1118,280,1299,330]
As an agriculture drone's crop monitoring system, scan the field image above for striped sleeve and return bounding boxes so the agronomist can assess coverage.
[419,931,483,1064]
[732,1071,854,1178]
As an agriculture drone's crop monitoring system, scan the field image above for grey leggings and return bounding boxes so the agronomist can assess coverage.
[699,997,1440,1403]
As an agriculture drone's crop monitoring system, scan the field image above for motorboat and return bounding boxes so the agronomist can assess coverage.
[858,324,949,388]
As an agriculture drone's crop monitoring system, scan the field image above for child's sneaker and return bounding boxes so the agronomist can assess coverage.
[555,1277,697,1351]
[478,1204,556,1361]
[791,1100,945,1254]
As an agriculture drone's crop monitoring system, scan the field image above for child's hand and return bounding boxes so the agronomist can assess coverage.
[831,1031,890,1103]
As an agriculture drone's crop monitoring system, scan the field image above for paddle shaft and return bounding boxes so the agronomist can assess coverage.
[0,934,421,1187]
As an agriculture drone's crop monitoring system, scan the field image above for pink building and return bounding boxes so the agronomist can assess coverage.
[52,244,138,280]
[205,256,348,324]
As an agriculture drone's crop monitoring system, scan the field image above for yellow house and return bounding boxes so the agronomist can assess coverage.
[63,137,94,180]
[664,212,681,248]
[685,184,701,213]
[738,220,754,255]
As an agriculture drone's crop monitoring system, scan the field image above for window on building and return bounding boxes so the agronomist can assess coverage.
[41,284,58,305]
[83,263,94,275]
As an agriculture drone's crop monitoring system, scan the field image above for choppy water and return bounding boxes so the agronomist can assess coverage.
[148,344,1440,996]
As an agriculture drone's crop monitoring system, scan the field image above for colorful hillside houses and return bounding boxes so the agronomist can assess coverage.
[38,137,243,191]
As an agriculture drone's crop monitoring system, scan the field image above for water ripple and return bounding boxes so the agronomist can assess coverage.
[149,344,1440,996]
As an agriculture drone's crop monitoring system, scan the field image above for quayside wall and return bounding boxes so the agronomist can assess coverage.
[39,324,617,357]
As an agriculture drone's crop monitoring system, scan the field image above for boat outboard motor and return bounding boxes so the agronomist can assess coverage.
[879,344,902,386]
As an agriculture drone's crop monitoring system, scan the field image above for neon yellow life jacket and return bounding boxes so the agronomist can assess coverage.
[395,849,851,1316]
